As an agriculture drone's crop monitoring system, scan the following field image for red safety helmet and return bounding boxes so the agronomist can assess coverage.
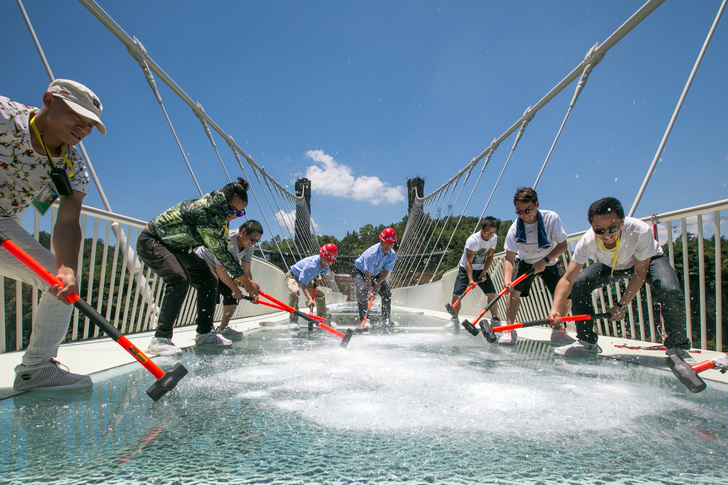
[379,228,397,244]
[320,243,338,262]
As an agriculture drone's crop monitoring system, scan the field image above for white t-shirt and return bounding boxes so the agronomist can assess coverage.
[195,228,254,270]
[571,216,662,270]
[0,96,89,217]
[504,210,567,264]
[458,232,497,270]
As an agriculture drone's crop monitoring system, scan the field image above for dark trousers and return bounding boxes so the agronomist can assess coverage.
[351,269,391,321]
[136,231,218,338]
[571,254,690,349]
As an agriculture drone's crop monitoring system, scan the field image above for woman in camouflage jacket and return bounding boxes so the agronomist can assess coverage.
[136,177,250,355]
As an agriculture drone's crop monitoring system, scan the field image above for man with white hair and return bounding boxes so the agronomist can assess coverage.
[1,79,106,391]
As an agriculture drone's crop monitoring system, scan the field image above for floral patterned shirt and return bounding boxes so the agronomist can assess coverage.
[0,96,90,218]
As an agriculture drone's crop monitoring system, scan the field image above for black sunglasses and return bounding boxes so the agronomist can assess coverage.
[593,224,621,235]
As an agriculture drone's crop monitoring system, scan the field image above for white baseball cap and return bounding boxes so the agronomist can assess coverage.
[47,79,106,135]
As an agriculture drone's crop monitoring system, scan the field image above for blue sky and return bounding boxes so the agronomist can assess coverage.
[3,1,727,240]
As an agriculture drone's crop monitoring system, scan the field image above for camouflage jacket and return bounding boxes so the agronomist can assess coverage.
[147,190,244,279]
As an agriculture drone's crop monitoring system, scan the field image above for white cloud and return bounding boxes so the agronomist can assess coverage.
[303,150,405,205]
[274,209,319,235]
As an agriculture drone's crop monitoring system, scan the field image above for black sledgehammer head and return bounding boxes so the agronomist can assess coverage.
[666,354,706,393]
[445,303,457,318]
[479,320,497,343]
[146,363,189,401]
[340,328,354,348]
[461,320,480,336]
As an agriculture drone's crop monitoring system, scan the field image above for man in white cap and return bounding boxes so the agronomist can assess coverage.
[0,79,106,392]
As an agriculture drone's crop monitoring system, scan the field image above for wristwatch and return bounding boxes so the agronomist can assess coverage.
[618,303,629,313]
[543,256,550,264]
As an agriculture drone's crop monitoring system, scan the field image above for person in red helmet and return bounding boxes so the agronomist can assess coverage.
[352,228,398,327]
[285,243,338,330]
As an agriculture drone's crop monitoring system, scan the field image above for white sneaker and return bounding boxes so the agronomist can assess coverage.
[550,329,576,345]
[713,354,728,373]
[148,337,183,355]
[498,330,517,345]
[13,359,93,391]
[217,326,244,341]
[384,319,398,327]
[195,332,232,348]
[443,317,459,329]
[665,348,696,366]
[554,339,602,356]
[362,321,371,330]
[289,321,300,331]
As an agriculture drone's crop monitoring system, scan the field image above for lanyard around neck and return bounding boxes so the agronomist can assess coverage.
[29,116,76,177]
[598,233,621,278]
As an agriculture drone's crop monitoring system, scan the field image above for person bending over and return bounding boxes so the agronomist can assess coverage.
[285,243,338,330]
[445,217,501,330]
[195,219,263,340]
[502,187,572,345]
[549,197,692,359]
[351,228,397,328]
[1,80,106,391]
[137,177,250,355]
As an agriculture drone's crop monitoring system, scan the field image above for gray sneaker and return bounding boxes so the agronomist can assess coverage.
[289,321,300,331]
[195,332,232,348]
[554,339,602,356]
[444,317,460,329]
[713,354,728,373]
[217,326,244,341]
[14,359,93,391]
[551,329,576,345]
[148,337,183,355]
[665,348,696,366]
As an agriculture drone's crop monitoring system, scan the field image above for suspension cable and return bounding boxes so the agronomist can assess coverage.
[480,114,531,218]
[129,38,202,196]
[423,165,478,283]
[414,172,469,285]
[16,0,161,314]
[533,46,601,189]
[629,0,726,216]
[227,143,288,264]
[195,103,231,183]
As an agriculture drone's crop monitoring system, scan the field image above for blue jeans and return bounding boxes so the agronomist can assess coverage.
[571,254,690,349]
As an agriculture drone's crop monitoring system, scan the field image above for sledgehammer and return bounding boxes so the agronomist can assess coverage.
[0,231,187,401]
[480,313,611,343]
[445,282,476,318]
[666,352,728,393]
[461,271,531,337]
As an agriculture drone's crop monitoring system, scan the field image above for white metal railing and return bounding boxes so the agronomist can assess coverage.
[393,199,727,353]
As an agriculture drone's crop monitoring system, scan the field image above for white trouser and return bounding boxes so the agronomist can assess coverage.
[0,217,74,366]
